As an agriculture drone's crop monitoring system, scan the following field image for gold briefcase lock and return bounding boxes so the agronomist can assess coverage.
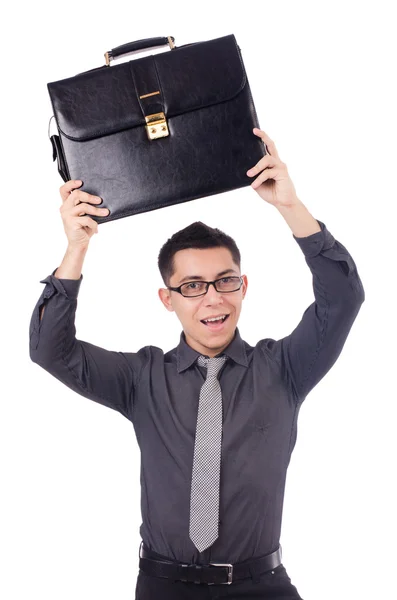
[145,112,169,140]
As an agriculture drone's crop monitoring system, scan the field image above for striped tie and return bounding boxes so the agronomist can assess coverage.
[189,354,228,552]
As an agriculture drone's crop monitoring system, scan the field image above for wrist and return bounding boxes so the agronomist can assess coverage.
[275,200,321,237]
[66,243,89,256]
[274,195,303,209]
[54,244,88,280]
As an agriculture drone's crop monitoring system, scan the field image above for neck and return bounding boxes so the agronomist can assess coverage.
[184,329,236,357]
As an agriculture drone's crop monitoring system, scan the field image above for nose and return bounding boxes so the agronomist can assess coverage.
[204,282,224,300]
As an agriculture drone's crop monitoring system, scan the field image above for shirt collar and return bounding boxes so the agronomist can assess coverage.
[176,326,249,373]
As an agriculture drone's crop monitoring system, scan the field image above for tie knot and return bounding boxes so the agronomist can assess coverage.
[197,354,228,377]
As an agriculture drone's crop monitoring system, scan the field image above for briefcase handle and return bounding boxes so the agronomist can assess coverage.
[104,36,175,65]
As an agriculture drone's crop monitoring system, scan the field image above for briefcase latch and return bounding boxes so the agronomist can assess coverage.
[145,112,169,140]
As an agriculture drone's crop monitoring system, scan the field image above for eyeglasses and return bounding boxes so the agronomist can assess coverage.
[167,276,244,298]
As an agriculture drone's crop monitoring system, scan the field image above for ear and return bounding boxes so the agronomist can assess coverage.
[242,274,248,299]
[158,287,175,312]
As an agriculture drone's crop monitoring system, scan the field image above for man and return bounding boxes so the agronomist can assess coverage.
[29,128,365,599]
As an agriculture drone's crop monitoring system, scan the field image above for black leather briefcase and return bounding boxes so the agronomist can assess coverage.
[47,34,267,224]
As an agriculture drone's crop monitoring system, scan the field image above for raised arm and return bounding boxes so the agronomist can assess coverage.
[262,216,365,403]
[29,180,147,422]
[247,128,365,403]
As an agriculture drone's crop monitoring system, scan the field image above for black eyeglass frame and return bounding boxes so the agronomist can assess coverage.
[167,276,244,297]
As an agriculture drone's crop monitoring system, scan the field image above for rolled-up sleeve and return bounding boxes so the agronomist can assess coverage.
[263,220,365,404]
[29,269,148,421]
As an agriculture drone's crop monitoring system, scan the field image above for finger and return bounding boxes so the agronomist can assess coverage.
[246,154,278,177]
[59,179,83,202]
[251,166,281,189]
[69,190,102,207]
[252,128,280,160]
[71,202,109,217]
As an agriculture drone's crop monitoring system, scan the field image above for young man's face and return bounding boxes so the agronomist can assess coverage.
[158,247,248,357]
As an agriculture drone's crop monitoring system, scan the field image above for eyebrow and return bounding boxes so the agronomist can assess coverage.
[177,269,239,285]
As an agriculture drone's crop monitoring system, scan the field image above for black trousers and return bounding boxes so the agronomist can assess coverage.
[135,547,303,599]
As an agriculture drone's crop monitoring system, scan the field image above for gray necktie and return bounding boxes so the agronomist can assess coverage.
[189,354,228,552]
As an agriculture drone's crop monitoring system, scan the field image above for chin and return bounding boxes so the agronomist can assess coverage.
[202,327,235,343]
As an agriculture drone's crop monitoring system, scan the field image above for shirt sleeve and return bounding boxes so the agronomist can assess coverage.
[260,220,365,404]
[29,268,148,421]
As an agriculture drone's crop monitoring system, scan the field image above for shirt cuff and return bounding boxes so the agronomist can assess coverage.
[39,268,83,300]
[292,220,336,257]
[293,219,356,275]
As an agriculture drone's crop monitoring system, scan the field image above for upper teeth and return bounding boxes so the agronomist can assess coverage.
[204,315,226,322]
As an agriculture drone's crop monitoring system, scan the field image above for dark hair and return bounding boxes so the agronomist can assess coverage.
[158,221,241,287]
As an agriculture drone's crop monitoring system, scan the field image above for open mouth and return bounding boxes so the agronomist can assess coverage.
[200,314,230,330]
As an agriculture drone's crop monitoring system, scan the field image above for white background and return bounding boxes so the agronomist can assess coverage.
[1,1,396,599]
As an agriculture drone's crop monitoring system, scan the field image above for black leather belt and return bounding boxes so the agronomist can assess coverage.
[138,541,282,585]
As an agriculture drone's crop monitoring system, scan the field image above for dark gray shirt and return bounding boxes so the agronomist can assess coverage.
[29,220,365,565]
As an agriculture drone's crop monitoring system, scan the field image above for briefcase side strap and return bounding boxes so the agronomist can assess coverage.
[105,36,175,65]
[50,134,69,183]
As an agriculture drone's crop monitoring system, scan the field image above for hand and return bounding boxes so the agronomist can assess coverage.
[59,180,109,247]
[246,128,300,207]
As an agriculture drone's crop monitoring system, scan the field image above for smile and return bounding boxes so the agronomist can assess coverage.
[200,314,230,330]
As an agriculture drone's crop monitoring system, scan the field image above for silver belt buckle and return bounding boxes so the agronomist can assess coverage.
[208,562,233,584]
